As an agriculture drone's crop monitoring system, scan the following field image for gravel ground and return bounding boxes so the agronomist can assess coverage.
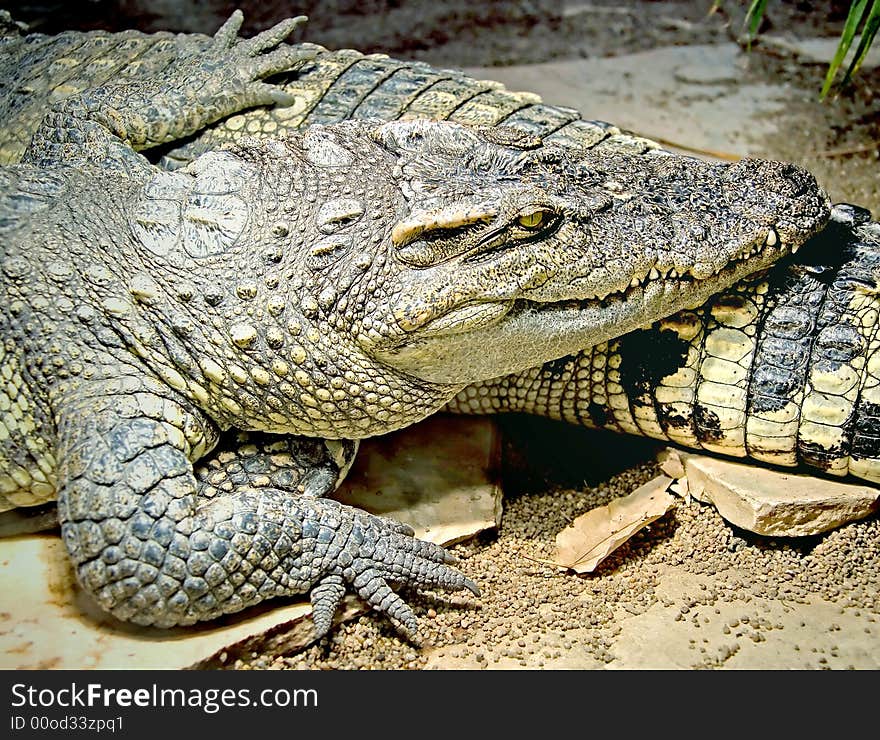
[231,441,879,670]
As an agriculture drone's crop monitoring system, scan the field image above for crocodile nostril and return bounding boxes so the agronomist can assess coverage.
[736,158,817,198]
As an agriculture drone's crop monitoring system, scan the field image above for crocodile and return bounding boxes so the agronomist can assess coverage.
[0,12,829,638]
[1,15,877,486]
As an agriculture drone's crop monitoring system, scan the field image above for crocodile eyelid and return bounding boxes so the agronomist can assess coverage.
[391,207,493,250]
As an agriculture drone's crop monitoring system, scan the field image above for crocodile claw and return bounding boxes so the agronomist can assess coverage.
[206,11,317,109]
[245,15,308,54]
[302,498,479,642]
[212,8,246,44]
[310,574,347,638]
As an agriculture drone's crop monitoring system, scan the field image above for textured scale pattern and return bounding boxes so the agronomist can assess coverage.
[449,210,880,482]
[164,50,662,167]
[0,13,861,641]
[0,14,488,633]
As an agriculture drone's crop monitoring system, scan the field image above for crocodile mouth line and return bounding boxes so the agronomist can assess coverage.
[609,226,784,298]
[507,226,789,319]
[411,225,797,339]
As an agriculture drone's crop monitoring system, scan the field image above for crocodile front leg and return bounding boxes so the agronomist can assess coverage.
[55,382,477,638]
[21,11,314,174]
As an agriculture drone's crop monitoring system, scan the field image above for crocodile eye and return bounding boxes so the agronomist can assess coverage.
[517,210,553,230]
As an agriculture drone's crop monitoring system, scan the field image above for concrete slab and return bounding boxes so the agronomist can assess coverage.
[761,35,880,70]
[0,535,315,670]
[609,566,880,669]
[423,626,607,669]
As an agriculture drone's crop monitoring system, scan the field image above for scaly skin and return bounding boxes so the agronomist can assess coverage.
[450,205,880,483]
[0,17,649,167]
[1,12,484,636]
[2,16,867,482]
[81,20,880,484]
[0,14,836,637]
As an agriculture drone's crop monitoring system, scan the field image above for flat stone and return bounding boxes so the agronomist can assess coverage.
[664,449,880,536]
[335,414,502,545]
[0,416,501,668]
[760,35,880,70]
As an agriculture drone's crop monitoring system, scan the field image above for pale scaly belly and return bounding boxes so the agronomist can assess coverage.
[0,340,57,511]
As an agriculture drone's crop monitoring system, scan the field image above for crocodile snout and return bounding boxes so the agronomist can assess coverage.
[731,158,817,198]
[725,157,830,239]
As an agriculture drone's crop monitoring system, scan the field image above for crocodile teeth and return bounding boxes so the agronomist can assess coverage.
[791,242,801,254]
[668,268,678,279]
[630,276,641,288]
[649,267,660,280]
[766,228,778,247]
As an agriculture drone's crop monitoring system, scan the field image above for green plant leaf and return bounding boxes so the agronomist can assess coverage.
[821,0,871,99]
[745,0,769,46]
[842,0,880,86]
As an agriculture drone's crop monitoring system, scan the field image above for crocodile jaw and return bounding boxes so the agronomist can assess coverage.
[374,244,789,384]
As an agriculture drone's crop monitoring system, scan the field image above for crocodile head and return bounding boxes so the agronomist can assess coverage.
[357,120,831,383]
[129,118,829,435]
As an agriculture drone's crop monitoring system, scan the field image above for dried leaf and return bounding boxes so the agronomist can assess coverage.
[670,476,691,504]
[554,476,675,573]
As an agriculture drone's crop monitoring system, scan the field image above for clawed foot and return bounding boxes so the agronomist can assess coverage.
[201,10,319,109]
[301,498,480,642]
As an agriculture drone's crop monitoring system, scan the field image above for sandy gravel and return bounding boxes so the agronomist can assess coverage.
[231,447,878,670]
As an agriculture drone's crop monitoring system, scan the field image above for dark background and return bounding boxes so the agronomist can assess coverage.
[4,1,858,67]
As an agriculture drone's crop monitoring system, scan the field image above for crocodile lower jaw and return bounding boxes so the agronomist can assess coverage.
[378,242,794,385]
